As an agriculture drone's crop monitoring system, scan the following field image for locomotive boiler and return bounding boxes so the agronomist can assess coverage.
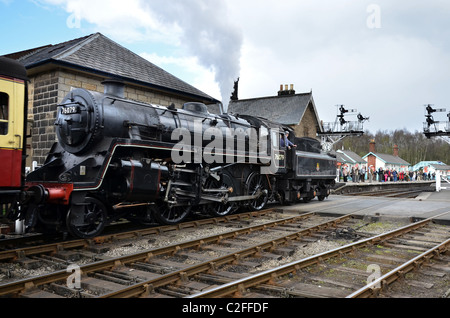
[20,80,337,238]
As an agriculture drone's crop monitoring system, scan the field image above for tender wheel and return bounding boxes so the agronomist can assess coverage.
[66,197,108,238]
[205,171,237,217]
[152,201,192,225]
[246,172,269,211]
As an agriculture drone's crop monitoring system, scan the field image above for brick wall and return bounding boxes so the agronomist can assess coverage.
[28,68,196,165]
[367,154,376,169]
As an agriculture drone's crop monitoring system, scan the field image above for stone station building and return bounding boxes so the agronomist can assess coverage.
[227,84,323,140]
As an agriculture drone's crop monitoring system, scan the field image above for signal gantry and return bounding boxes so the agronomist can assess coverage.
[423,104,450,145]
[317,105,369,152]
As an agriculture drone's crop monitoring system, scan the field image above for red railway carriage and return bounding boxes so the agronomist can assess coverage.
[0,57,28,204]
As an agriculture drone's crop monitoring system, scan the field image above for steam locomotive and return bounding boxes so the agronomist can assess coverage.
[1,57,337,239]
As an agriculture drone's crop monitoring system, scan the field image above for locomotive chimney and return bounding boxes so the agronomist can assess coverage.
[102,79,125,98]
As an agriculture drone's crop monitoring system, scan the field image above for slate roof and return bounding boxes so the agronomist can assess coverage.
[5,33,218,103]
[412,161,450,171]
[412,161,445,171]
[363,152,411,166]
[432,164,450,171]
[227,93,321,128]
[0,56,28,81]
[336,150,366,164]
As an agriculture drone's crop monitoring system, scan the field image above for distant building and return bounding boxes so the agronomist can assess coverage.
[335,149,366,170]
[226,84,323,140]
[412,161,450,178]
[4,33,219,164]
[362,140,410,171]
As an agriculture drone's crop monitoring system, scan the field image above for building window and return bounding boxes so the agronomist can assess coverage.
[0,92,9,135]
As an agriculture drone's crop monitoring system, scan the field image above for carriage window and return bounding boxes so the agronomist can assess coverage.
[0,92,9,135]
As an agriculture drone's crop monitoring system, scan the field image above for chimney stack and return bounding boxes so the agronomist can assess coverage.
[367,140,377,169]
[278,84,296,96]
[393,145,399,157]
[369,139,376,153]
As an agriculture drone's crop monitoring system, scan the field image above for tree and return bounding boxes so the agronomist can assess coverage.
[334,129,450,165]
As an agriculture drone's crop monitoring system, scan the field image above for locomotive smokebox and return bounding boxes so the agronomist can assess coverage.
[102,79,125,98]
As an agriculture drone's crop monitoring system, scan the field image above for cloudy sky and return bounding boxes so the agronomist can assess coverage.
[1,0,450,133]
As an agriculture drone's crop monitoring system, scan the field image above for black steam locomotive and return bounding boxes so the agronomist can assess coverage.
[21,80,337,238]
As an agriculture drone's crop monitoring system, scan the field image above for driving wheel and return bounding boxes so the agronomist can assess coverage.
[246,172,269,211]
[66,197,108,238]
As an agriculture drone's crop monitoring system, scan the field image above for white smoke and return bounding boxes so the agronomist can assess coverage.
[140,0,243,110]
[39,0,243,109]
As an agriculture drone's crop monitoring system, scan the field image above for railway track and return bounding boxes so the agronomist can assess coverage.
[345,187,434,199]
[0,199,384,298]
[0,198,362,263]
[0,199,447,299]
[0,209,280,262]
[188,211,450,298]
[0,198,357,251]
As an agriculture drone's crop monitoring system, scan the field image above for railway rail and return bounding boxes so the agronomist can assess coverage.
[0,200,414,298]
[0,198,364,259]
[188,211,450,298]
[344,187,434,199]
[0,200,447,298]
[0,209,281,262]
[0,200,383,298]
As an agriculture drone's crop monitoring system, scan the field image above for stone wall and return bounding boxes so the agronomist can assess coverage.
[292,102,319,139]
[29,71,59,165]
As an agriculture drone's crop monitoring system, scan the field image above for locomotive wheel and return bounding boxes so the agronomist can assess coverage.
[246,172,269,211]
[205,172,238,217]
[66,197,108,238]
[152,202,192,225]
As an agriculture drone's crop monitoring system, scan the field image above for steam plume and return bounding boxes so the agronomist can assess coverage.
[142,0,243,110]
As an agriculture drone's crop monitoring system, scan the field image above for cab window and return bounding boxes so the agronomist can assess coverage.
[259,126,269,154]
[272,131,279,148]
[0,92,8,135]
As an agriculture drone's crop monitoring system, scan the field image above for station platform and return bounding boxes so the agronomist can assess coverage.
[332,180,435,195]
[420,188,450,202]
[285,182,450,225]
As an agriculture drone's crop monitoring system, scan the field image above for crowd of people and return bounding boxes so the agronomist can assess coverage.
[339,165,436,183]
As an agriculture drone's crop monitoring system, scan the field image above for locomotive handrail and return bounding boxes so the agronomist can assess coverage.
[57,101,84,107]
